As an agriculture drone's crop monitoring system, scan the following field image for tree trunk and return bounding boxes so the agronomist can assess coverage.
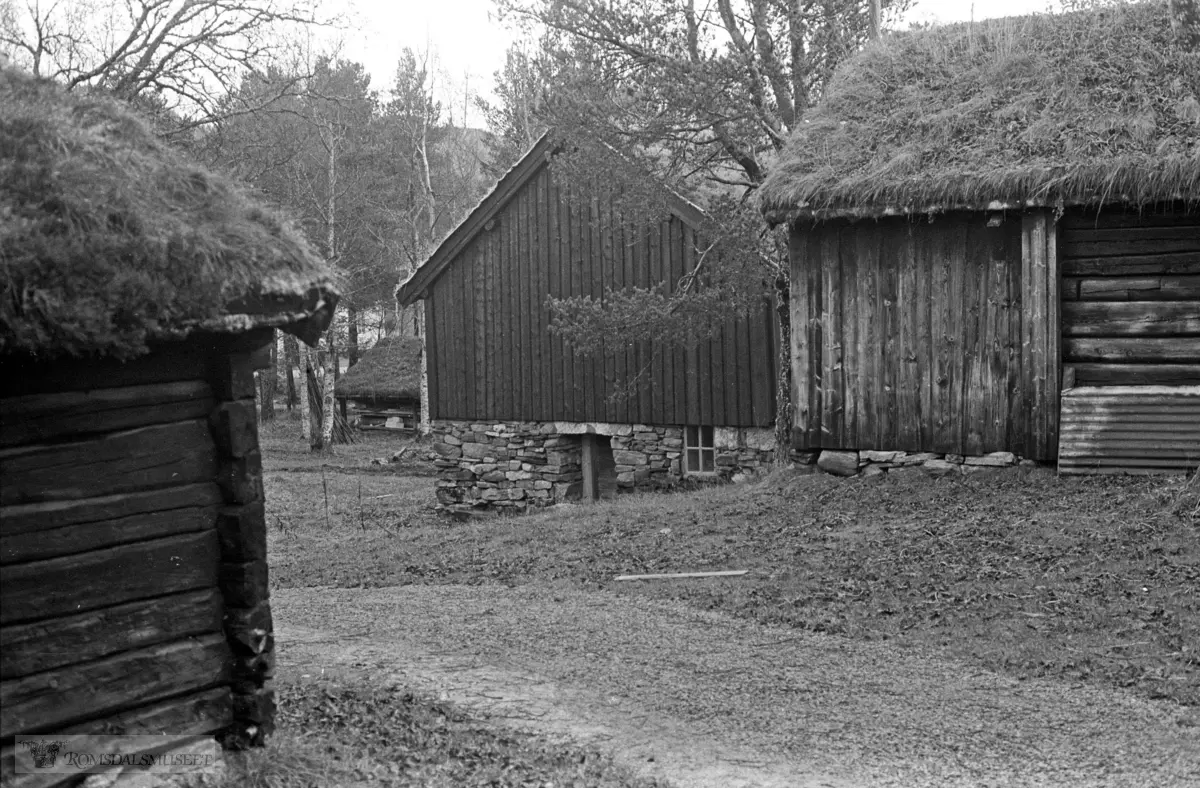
[869,0,881,41]
[258,339,277,423]
[773,278,792,466]
[347,304,360,366]
[298,346,312,441]
[321,324,339,446]
[305,345,324,451]
[284,334,299,410]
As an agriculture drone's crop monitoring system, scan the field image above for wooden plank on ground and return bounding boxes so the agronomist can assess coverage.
[0,531,219,625]
[0,588,222,680]
[0,421,217,506]
[0,633,231,737]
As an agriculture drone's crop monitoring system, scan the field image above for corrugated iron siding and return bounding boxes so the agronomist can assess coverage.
[1058,386,1200,474]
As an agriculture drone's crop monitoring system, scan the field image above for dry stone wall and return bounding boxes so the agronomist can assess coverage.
[428,420,777,516]
[813,449,1029,478]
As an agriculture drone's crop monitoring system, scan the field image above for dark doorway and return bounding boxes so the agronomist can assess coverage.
[582,434,618,501]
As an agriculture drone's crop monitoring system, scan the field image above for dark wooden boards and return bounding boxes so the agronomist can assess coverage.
[1066,363,1200,386]
[789,212,1035,456]
[0,420,218,506]
[421,158,775,426]
[0,633,231,736]
[1,588,222,680]
[1,530,220,625]
[1062,301,1200,336]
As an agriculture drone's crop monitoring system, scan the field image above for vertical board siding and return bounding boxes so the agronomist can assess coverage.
[790,212,1049,456]
[425,161,776,426]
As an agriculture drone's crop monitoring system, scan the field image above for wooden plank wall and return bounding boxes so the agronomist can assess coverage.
[791,211,1062,460]
[1060,207,1200,384]
[426,163,777,427]
[0,349,235,784]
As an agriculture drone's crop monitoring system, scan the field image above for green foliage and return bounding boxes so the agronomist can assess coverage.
[759,2,1200,218]
[0,68,330,359]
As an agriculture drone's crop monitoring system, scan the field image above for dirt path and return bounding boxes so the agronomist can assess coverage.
[272,585,1199,788]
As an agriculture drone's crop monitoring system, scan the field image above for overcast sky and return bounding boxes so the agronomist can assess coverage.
[339,0,1054,125]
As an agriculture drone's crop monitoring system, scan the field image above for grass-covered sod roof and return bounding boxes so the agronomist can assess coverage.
[1,68,337,360]
[758,2,1200,221]
[336,336,423,402]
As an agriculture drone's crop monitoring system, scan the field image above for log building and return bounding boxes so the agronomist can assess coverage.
[398,134,779,515]
[758,3,1199,476]
[335,336,423,431]
[0,69,337,782]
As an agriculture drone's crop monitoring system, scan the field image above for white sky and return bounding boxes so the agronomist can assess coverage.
[340,0,1057,126]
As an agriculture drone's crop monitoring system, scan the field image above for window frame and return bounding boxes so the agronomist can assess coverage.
[683,425,716,476]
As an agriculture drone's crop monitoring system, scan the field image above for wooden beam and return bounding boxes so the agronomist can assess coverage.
[1062,301,1200,336]
[581,434,597,502]
[0,589,222,680]
[1066,363,1200,386]
[1067,275,1200,301]
[1,531,220,625]
[1063,337,1200,363]
[0,634,231,737]
[1061,253,1200,276]
[0,421,218,506]
[0,484,222,537]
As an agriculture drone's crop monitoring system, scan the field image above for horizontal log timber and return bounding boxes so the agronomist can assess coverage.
[0,687,232,788]
[0,381,214,448]
[1,503,218,565]
[1062,238,1199,258]
[1066,363,1200,386]
[1061,301,1200,336]
[0,420,217,506]
[0,531,219,625]
[0,588,222,680]
[1063,337,1200,363]
[1061,210,1200,229]
[1065,275,1200,301]
[1064,226,1200,243]
[0,484,222,537]
[0,633,230,737]
[1060,253,1200,276]
[0,349,209,398]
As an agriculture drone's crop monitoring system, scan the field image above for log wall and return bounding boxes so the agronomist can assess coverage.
[425,164,777,428]
[1057,205,1199,474]
[0,333,276,783]
[789,210,1060,461]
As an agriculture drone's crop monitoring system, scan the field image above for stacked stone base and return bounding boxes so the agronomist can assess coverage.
[429,420,777,516]
[810,449,1029,477]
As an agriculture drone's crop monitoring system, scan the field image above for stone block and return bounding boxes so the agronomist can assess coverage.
[860,450,901,463]
[451,469,476,481]
[613,449,648,466]
[506,470,533,481]
[633,467,651,483]
[617,471,635,486]
[481,488,505,501]
[527,489,551,499]
[861,465,886,478]
[433,442,462,459]
[898,452,939,466]
[964,451,1017,466]
[508,488,526,500]
[945,454,965,464]
[922,459,961,477]
[553,481,583,501]
[482,471,507,483]
[442,433,463,446]
[742,428,775,451]
[461,442,489,460]
[713,427,741,449]
[817,450,859,477]
[716,453,738,467]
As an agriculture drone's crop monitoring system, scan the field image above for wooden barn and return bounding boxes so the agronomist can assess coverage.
[758,3,1199,477]
[335,336,423,431]
[0,69,337,781]
[397,133,778,515]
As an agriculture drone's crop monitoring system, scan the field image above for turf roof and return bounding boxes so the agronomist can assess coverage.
[1,68,338,360]
[335,336,423,402]
[758,2,1200,221]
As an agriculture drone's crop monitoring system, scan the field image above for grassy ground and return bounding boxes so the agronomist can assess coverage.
[222,678,661,788]
[262,419,1200,709]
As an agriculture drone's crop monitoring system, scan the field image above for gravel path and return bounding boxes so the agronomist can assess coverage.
[272,584,1199,788]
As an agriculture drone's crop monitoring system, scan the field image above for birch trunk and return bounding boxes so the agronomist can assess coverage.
[298,347,312,440]
[319,327,336,447]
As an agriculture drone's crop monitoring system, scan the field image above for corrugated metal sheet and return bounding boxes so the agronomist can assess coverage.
[1058,385,1200,475]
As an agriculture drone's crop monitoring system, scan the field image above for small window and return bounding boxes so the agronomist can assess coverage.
[684,425,715,474]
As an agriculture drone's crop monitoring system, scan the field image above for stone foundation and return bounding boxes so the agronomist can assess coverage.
[428,420,777,515]
[811,449,1028,478]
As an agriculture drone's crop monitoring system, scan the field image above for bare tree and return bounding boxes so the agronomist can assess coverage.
[0,0,331,132]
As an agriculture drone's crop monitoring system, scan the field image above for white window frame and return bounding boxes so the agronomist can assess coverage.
[684,425,716,475]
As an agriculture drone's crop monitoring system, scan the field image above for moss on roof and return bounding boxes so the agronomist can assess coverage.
[758,2,1200,221]
[336,336,423,401]
[1,68,338,360]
